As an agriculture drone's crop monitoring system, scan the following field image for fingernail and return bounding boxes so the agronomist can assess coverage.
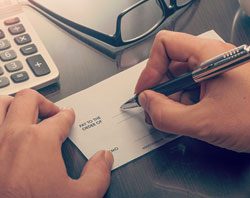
[104,150,114,170]
[92,150,114,170]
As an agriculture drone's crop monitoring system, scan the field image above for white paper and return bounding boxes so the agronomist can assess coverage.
[56,30,224,170]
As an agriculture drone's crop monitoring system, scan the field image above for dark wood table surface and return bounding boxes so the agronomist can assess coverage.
[23,0,250,197]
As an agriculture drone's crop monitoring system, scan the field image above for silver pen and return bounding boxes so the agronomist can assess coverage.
[121,44,250,110]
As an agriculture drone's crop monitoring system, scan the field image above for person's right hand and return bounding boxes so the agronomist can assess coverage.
[135,30,250,153]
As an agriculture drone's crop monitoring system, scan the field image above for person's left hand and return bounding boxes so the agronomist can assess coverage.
[0,89,113,198]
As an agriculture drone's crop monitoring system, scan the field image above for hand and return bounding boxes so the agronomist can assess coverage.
[0,89,113,198]
[135,30,250,153]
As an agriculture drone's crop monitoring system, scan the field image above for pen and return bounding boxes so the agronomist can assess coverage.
[121,44,250,110]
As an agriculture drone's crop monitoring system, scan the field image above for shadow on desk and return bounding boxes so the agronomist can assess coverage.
[104,137,250,198]
[143,138,250,197]
[61,136,250,198]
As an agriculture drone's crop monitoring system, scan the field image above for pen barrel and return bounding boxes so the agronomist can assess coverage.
[151,73,195,96]
[131,45,250,109]
[192,45,250,82]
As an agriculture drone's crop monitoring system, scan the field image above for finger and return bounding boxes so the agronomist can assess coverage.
[0,96,13,125]
[135,31,203,93]
[139,90,204,136]
[74,150,113,198]
[135,30,234,93]
[38,108,75,143]
[5,89,59,126]
[179,89,200,105]
[168,61,191,77]
[144,111,152,125]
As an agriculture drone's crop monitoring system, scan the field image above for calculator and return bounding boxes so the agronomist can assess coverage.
[0,0,59,95]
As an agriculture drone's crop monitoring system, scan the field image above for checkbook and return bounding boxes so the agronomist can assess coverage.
[56,30,224,170]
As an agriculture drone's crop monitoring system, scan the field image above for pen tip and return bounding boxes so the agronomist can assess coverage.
[120,97,139,110]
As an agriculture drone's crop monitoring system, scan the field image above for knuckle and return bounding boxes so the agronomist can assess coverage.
[201,39,235,53]
[15,89,40,101]
[16,88,36,96]
[217,40,231,49]
[13,125,39,143]
[24,125,39,138]
[215,40,234,49]
[60,110,75,124]
[193,39,236,65]
[12,125,39,141]
[155,30,168,42]
[30,126,55,143]
[20,125,57,148]
[62,110,73,120]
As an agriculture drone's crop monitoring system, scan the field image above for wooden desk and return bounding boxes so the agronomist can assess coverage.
[24,0,250,197]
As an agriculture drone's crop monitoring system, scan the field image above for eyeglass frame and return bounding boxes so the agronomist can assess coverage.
[28,0,193,47]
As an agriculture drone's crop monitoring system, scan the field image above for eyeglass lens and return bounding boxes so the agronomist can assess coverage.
[120,0,192,42]
[120,0,164,42]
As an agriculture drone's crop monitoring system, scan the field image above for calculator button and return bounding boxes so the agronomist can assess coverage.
[5,61,23,72]
[0,76,10,88]
[8,24,25,35]
[0,29,5,39]
[14,34,31,45]
[11,71,29,83]
[26,55,51,76]
[20,44,37,55]
[0,50,17,61]
[0,39,11,51]
[4,17,20,26]
[0,67,4,75]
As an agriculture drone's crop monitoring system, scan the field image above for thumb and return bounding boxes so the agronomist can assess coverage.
[139,90,202,136]
[74,150,113,198]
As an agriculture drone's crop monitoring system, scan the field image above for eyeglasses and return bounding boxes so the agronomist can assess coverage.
[27,0,193,48]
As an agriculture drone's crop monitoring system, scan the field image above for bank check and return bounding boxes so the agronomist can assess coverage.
[56,30,224,170]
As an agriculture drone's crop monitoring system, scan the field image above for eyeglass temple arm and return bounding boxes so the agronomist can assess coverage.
[27,0,120,46]
[27,4,118,59]
[170,0,193,9]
